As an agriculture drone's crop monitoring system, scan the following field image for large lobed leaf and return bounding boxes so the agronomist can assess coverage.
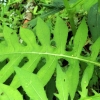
[0,16,100,100]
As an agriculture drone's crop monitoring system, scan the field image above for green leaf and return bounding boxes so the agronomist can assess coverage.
[55,64,69,100]
[54,16,68,53]
[36,17,50,47]
[66,61,79,100]
[0,83,23,100]
[88,3,100,41]
[73,18,88,56]
[20,27,37,48]
[0,17,100,100]
[15,67,48,100]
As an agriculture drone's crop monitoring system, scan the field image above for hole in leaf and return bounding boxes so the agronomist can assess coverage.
[18,86,30,100]
[33,57,46,73]
[88,31,91,38]
[81,44,91,56]
[84,44,91,53]
[81,49,90,57]
[0,58,9,70]
[50,33,54,40]
[88,87,94,96]
[66,32,73,51]
[58,58,69,68]
[51,40,56,47]
[35,35,41,46]
[66,45,73,51]
[45,76,56,99]
[0,37,4,42]
[6,58,9,63]
[64,79,65,82]
[66,31,73,44]
[53,96,56,100]
[68,95,71,100]
[4,72,15,85]
[97,55,100,62]
[74,91,80,100]
[18,57,29,67]
[0,92,4,95]
[37,40,41,45]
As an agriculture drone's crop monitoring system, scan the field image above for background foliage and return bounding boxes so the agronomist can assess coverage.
[0,0,100,100]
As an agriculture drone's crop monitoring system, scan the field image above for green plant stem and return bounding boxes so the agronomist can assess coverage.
[63,0,76,35]
[2,52,100,67]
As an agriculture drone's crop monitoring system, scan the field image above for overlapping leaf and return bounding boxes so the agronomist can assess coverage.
[15,67,48,100]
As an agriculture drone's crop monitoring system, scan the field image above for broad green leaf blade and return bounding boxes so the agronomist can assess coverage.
[0,83,23,100]
[66,60,80,100]
[87,3,100,41]
[55,64,69,100]
[15,67,48,100]
[54,16,68,53]
[73,18,88,57]
[80,64,94,98]
[36,17,50,46]
[37,56,57,86]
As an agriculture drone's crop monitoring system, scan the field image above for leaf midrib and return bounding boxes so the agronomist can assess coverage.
[0,51,100,66]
